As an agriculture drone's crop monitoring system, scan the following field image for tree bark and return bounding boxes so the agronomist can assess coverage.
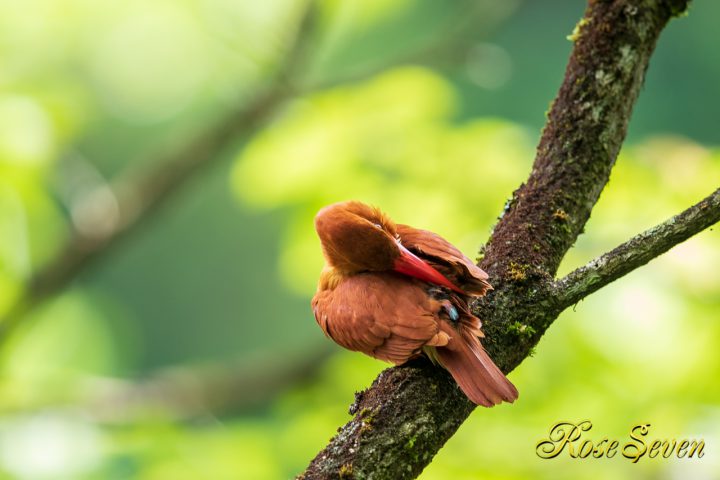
[300,1,695,479]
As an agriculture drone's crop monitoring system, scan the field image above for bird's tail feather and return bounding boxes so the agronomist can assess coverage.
[435,325,518,407]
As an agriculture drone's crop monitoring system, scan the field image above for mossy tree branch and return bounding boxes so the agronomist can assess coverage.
[554,187,720,308]
[300,0,694,479]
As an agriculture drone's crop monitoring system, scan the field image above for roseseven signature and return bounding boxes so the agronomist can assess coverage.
[536,421,705,462]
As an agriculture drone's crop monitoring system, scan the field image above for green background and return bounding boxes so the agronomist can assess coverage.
[0,0,718,478]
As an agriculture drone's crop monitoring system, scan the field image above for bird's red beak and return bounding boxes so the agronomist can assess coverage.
[394,242,465,294]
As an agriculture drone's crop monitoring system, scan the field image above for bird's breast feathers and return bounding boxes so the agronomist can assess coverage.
[312,272,471,364]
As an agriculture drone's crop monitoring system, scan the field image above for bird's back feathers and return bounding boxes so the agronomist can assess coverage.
[396,224,492,296]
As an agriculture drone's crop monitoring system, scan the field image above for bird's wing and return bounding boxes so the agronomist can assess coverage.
[311,273,446,364]
[396,224,491,295]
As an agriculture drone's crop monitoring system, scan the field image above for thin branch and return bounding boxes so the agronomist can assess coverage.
[300,1,691,479]
[84,344,335,422]
[554,187,720,308]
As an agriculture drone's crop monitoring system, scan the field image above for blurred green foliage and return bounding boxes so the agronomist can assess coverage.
[234,67,532,295]
[0,0,718,479]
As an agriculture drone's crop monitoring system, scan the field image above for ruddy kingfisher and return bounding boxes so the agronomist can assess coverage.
[311,201,517,407]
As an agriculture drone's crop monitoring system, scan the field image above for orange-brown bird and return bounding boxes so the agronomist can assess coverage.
[311,201,518,407]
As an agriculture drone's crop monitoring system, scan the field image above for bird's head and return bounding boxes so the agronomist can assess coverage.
[314,201,463,293]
